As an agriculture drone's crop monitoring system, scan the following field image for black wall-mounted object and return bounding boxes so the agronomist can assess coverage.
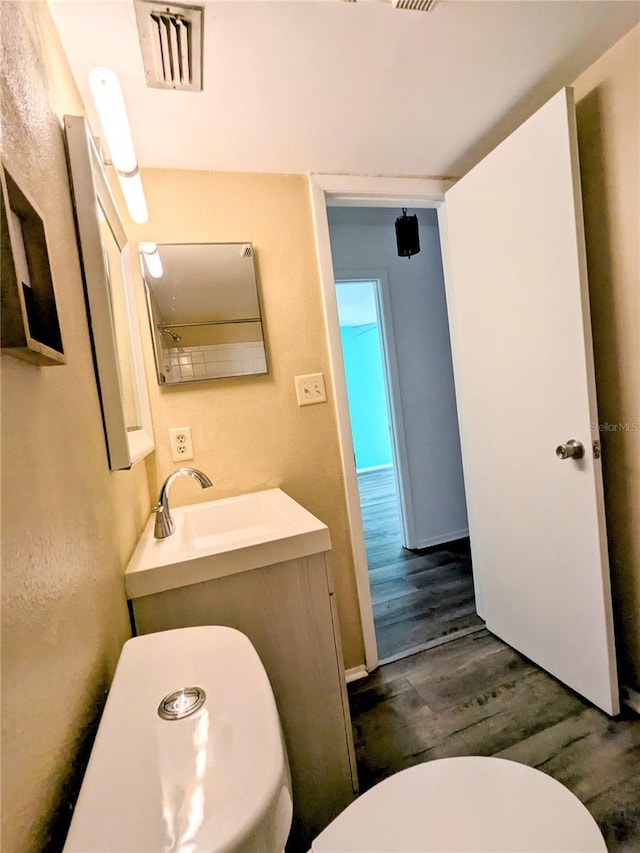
[395,208,420,259]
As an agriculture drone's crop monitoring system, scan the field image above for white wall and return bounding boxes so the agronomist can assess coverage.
[328,207,468,548]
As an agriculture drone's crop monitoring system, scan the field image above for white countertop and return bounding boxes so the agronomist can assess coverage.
[125,488,331,600]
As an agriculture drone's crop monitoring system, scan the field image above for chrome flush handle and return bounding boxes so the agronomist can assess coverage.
[555,439,585,460]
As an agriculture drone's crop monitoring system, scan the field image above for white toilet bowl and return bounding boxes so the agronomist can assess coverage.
[311,756,607,852]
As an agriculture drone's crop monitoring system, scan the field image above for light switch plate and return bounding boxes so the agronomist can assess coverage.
[295,373,327,406]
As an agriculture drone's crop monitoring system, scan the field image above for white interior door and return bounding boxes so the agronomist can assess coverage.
[441,88,619,715]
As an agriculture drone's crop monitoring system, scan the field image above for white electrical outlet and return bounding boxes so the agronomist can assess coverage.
[294,373,327,406]
[169,426,194,461]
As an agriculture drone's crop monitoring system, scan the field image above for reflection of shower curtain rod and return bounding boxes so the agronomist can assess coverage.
[158,318,261,329]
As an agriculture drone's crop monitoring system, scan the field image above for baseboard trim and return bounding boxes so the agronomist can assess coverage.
[621,684,640,715]
[345,664,369,684]
[411,528,470,550]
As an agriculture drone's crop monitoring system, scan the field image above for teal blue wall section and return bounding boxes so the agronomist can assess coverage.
[339,318,393,471]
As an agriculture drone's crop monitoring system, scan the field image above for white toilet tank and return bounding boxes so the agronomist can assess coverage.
[64,626,292,852]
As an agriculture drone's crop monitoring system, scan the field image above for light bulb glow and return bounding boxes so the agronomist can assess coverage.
[140,242,163,278]
[89,66,149,224]
[118,171,148,224]
[89,67,138,173]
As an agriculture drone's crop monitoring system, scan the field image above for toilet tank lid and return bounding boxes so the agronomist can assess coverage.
[64,626,289,852]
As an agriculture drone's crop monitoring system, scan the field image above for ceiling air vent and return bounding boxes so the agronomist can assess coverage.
[342,0,436,8]
[391,0,437,10]
[134,1,203,91]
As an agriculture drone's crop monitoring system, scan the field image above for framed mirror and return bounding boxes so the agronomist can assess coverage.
[65,114,154,470]
[139,242,268,385]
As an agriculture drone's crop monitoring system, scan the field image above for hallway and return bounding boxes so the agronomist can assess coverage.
[358,467,483,662]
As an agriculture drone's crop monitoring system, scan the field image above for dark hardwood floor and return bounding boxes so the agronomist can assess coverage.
[358,467,483,661]
[348,629,640,852]
[351,468,640,850]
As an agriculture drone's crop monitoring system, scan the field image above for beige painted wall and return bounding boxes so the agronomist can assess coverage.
[125,168,364,668]
[1,8,635,848]
[0,3,152,850]
[122,26,640,685]
[574,26,640,690]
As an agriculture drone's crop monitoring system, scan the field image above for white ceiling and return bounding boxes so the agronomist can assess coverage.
[49,1,639,179]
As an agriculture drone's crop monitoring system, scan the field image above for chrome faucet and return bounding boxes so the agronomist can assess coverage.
[153,467,213,539]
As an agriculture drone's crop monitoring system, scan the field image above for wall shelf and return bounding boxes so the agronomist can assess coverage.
[0,162,66,366]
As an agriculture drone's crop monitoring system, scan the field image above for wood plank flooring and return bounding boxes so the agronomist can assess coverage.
[358,467,483,661]
[348,630,640,852]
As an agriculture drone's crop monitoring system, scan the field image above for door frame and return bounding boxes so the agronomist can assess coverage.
[334,270,414,548]
[308,174,455,672]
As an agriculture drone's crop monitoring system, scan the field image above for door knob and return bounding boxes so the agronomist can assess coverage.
[556,439,584,460]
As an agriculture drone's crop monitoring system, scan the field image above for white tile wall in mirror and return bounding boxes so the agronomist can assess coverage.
[140,242,268,385]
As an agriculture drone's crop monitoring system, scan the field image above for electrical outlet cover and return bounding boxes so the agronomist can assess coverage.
[169,426,194,461]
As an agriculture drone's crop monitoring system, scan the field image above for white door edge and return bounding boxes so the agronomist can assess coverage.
[308,174,452,672]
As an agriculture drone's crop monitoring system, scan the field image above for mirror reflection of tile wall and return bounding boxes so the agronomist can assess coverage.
[141,242,268,385]
[162,341,267,382]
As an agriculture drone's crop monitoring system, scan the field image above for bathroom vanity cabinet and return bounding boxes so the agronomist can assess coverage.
[125,490,358,849]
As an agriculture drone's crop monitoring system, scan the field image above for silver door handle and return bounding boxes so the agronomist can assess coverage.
[556,439,584,460]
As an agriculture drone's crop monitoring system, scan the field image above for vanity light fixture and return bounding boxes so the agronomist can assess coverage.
[116,171,148,225]
[395,208,421,259]
[88,67,149,224]
[139,242,163,278]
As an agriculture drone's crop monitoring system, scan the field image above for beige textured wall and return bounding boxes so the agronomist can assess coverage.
[0,3,152,850]
[125,168,364,668]
[574,27,640,690]
[1,11,634,849]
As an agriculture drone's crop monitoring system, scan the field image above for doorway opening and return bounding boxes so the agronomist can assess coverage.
[310,86,620,716]
[329,206,483,664]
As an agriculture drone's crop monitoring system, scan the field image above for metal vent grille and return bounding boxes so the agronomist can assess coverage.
[391,0,437,9]
[134,1,203,91]
[342,0,436,7]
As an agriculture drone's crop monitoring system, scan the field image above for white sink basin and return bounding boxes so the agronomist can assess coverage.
[125,488,331,600]
[181,489,294,551]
